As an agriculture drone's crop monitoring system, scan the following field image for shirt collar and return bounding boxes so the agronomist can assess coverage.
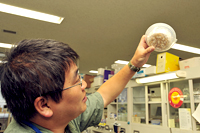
[66,121,78,133]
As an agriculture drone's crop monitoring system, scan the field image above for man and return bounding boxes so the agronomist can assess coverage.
[0,35,154,133]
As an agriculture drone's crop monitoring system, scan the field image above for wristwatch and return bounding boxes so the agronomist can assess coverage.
[128,61,140,72]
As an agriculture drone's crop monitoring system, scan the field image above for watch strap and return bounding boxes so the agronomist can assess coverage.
[128,61,140,72]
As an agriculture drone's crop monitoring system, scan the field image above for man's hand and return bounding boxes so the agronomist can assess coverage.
[131,35,155,67]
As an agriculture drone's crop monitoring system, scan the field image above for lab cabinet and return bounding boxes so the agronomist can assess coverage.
[105,67,200,133]
[168,80,191,129]
[107,88,128,122]
[117,88,128,121]
[131,82,169,128]
[132,86,146,124]
[193,79,200,131]
[147,84,163,125]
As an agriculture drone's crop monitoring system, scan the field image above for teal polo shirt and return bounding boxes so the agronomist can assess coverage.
[4,92,104,133]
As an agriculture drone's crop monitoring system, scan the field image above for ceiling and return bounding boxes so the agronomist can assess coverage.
[0,0,200,75]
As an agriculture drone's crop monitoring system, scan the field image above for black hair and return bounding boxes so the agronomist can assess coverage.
[0,39,79,124]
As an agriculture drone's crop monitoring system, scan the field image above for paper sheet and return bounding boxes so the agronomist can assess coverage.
[179,108,192,130]
[168,119,175,128]
[192,103,200,123]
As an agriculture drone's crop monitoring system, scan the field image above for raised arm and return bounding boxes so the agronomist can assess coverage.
[97,35,155,107]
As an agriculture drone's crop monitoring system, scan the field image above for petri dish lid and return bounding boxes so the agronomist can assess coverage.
[145,23,177,52]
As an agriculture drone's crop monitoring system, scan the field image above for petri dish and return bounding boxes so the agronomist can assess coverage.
[145,23,177,52]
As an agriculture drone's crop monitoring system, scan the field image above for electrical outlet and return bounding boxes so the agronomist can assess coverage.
[133,130,140,133]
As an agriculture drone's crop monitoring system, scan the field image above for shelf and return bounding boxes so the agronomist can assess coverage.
[117,102,127,104]
[110,102,117,105]
[149,96,161,98]
[193,93,200,95]
[183,100,190,103]
[133,102,145,104]
[89,127,113,133]
[148,101,162,104]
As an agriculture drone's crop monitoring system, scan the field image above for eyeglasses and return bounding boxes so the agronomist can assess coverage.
[63,75,82,91]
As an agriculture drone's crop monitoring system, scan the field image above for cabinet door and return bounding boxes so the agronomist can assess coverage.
[147,84,162,126]
[168,80,191,129]
[132,86,146,124]
[117,88,127,121]
[192,78,200,131]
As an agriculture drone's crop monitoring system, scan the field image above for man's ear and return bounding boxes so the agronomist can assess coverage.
[34,97,53,118]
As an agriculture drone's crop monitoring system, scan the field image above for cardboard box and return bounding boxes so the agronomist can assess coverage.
[93,75,104,86]
[144,66,156,75]
[132,116,141,123]
[83,75,95,88]
[179,57,200,70]
[156,52,180,74]
[97,68,105,75]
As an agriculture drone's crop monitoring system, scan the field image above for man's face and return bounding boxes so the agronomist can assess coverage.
[50,62,87,122]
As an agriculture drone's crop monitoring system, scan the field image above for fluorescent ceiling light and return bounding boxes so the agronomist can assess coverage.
[115,60,129,64]
[0,60,7,63]
[172,43,200,54]
[136,71,186,84]
[0,53,5,57]
[142,64,151,67]
[114,60,151,68]
[89,70,98,74]
[0,43,13,48]
[0,3,64,24]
